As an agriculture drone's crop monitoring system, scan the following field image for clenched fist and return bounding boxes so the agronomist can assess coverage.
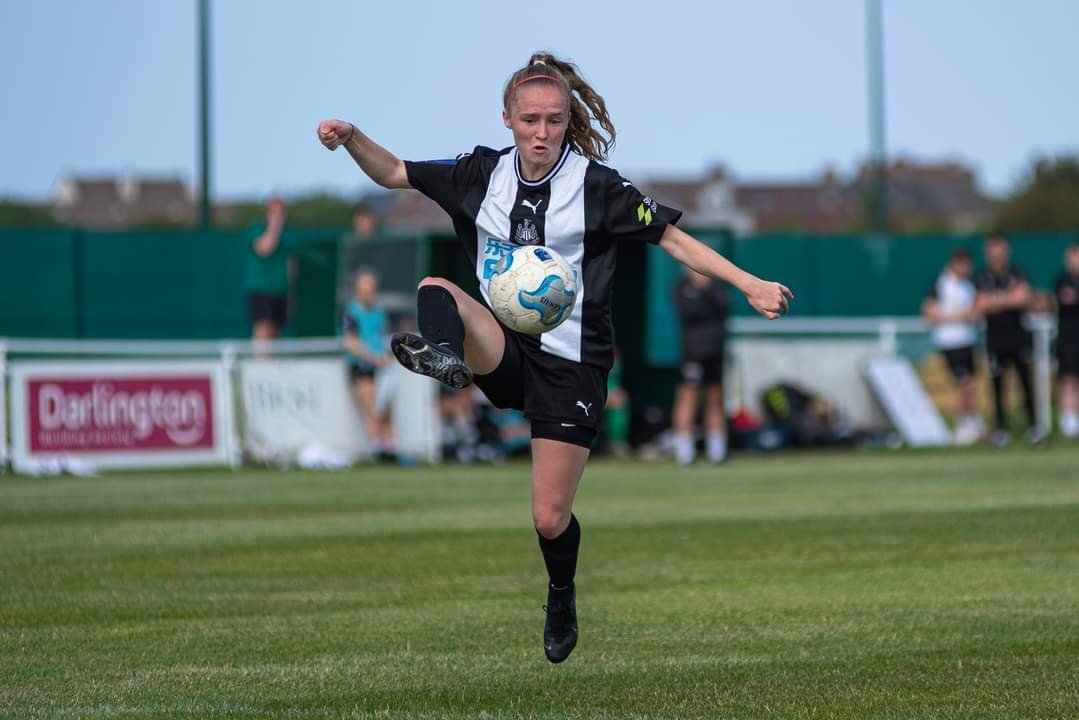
[317,119,354,151]
[745,278,794,320]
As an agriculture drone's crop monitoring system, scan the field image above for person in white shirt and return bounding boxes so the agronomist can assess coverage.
[922,249,983,444]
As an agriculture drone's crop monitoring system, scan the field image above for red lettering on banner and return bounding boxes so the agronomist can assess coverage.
[27,376,214,452]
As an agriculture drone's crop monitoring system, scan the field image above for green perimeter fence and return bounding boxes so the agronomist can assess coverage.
[2,229,1075,409]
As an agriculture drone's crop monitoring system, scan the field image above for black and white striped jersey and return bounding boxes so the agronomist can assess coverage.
[404,144,681,370]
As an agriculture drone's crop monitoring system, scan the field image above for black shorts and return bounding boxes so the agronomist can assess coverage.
[681,354,725,385]
[1059,336,1079,377]
[987,344,1032,378]
[473,324,608,449]
[941,346,975,382]
[247,292,288,327]
[349,364,376,382]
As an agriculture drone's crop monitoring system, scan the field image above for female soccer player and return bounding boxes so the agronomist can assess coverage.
[318,52,792,663]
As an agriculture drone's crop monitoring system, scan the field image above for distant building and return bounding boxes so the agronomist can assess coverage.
[373,158,991,236]
[52,176,195,228]
[636,168,756,234]
[851,160,993,233]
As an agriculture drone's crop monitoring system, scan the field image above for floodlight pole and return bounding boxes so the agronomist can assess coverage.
[198,0,212,230]
[866,0,888,234]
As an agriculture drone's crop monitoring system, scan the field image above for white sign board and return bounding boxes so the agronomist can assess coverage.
[864,356,953,447]
[733,340,891,428]
[239,358,441,464]
[8,360,233,471]
[240,357,370,463]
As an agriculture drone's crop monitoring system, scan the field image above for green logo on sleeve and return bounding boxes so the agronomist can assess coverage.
[636,203,652,226]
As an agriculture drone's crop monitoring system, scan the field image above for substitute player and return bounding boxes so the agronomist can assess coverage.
[922,249,983,444]
[975,235,1044,446]
[317,52,792,663]
[671,267,731,464]
[1054,242,1079,438]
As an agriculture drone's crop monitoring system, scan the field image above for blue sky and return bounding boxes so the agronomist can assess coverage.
[2,0,1076,201]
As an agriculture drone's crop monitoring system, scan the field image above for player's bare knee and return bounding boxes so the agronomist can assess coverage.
[533,509,570,539]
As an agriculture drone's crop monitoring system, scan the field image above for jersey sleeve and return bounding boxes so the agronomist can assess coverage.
[602,170,682,245]
[404,149,483,217]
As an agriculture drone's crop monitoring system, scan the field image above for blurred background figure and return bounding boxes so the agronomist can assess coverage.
[351,202,379,242]
[603,349,631,458]
[343,269,394,457]
[923,249,983,444]
[671,267,730,465]
[1055,242,1079,438]
[975,235,1043,446]
[245,196,291,346]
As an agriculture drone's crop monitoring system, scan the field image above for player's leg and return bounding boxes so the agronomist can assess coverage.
[1057,340,1076,437]
[951,347,982,444]
[702,356,727,463]
[352,374,383,452]
[704,382,727,463]
[987,350,1010,446]
[391,277,505,388]
[530,434,590,663]
[1061,371,1079,438]
[1013,346,1043,443]
[672,360,703,465]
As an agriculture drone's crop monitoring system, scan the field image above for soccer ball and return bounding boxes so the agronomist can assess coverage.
[488,245,578,334]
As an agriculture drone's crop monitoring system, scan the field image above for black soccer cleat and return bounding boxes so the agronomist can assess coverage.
[390,332,473,390]
[543,583,578,664]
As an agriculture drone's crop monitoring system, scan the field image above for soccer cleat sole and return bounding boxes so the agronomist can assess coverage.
[390,332,473,390]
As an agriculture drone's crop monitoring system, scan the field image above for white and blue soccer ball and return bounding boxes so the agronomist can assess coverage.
[488,245,578,334]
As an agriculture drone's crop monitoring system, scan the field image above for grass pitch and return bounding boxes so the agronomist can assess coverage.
[2,446,1078,719]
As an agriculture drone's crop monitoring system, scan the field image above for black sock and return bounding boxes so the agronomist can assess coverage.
[537,514,580,589]
[417,285,465,359]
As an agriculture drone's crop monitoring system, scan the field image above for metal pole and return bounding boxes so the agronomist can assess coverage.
[1031,315,1053,433]
[198,0,212,230]
[866,0,888,234]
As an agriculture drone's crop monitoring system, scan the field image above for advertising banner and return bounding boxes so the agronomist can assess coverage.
[9,360,232,470]
[239,358,440,465]
[240,357,370,463]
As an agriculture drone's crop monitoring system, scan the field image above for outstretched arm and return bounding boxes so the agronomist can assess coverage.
[317,119,410,189]
[658,225,793,320]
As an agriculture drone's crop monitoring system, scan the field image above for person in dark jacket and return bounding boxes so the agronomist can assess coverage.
[671,267,730,464]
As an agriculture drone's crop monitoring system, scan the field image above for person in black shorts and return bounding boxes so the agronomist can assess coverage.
[975,235,1044,446]
[1054,242,1079,438]
[243,196,291,346]
[671,267,730,464]
[922,249,983,444]
[317,52,792,663]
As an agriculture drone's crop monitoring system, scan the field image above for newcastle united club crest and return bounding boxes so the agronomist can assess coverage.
[514,218,540,245]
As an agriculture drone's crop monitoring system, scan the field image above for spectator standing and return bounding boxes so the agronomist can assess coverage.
[1054,242,1079,438]
[922,249,983,444]
[343,269,393,455]
[671,267,730,464]
[244,197,291,345]
[975,235,1044,446]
